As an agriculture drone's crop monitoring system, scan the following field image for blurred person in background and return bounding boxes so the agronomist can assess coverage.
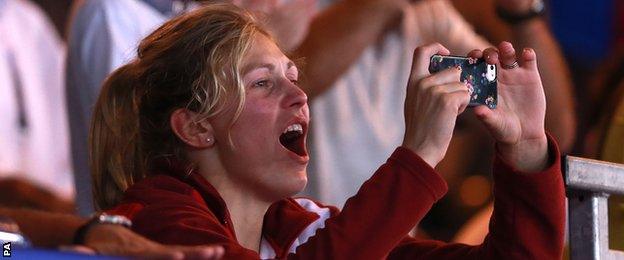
[65,0,186,215]
[65,0,315,215]
[27,0,73,41]
[0,0,74,212]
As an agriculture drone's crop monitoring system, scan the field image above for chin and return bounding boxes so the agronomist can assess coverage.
[271,175,307,201]
[291,175,308,195]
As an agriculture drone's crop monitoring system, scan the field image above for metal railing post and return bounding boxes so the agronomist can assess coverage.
[565,156,624,260]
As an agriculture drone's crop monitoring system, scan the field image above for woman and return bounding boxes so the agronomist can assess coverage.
[91,4,564,259]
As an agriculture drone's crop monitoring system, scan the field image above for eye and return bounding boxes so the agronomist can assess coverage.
[290,79,299,85]
[253,79,273,88]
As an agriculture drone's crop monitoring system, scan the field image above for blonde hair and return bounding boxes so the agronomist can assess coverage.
[90,4,270,210]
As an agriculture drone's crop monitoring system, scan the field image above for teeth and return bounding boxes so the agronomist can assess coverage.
[283,123,303,134]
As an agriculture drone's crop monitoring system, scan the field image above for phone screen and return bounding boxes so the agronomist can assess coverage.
[429,55,497,109]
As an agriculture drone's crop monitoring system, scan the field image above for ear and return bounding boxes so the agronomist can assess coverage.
[170,108,215,149]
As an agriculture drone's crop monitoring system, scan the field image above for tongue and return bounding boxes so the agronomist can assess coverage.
[280,131,304,156]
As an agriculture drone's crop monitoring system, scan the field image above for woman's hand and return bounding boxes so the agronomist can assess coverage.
[402,43,470,168]
[470,42,549,172]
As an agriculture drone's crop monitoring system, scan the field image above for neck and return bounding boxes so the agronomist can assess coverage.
[195,153,271,253]
[223,192,270,252]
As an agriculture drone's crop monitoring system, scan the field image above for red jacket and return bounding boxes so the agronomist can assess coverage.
[109,139,565,259]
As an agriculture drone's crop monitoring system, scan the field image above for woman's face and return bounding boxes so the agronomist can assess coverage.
[211,34,309,202]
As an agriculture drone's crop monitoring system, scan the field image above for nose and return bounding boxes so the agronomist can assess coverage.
[282,80,308,109]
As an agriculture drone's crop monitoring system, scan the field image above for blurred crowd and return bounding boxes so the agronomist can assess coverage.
[0,0,623,256]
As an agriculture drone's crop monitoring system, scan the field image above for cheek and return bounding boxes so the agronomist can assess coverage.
[229,98,279,148]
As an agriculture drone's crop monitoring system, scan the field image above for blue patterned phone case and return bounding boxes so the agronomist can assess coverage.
[428,55,497,109]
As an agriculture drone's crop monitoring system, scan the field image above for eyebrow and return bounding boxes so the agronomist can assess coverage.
[242,61,296,75]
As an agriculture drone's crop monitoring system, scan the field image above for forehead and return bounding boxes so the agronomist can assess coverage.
[243,34,292,68]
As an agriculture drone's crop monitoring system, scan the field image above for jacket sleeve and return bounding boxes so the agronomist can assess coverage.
[387,135,566,260]
[289,147,449,259]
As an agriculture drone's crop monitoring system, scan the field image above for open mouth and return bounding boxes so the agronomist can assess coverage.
[279,123,307,157]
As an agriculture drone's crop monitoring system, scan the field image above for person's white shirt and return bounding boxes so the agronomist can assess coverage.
[66,0,171,214]
[0,0,73,199]
[303,0,490,208]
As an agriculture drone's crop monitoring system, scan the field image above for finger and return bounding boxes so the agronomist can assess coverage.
[429,82,469,97]
[473,105,501,132]
[443,89,471,114]
[482,47,500,65]
[173,245,225,260]
[519,47,538,70]
[136,250,184,260]
[58,245,97,255]
[409,43,451,82]
[419,67,462,89]
[467,49,483,59]
[498,41,517,68]
[209,246,225,260]
[458,97,469,114]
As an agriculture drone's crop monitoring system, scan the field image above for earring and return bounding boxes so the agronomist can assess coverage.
[206,138,212,143]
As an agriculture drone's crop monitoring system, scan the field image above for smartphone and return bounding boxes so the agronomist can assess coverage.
[428,55,497,109]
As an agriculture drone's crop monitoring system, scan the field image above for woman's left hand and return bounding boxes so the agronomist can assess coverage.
[470,42,549,172]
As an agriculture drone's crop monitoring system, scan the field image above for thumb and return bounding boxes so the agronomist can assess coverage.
[474,105,500,132]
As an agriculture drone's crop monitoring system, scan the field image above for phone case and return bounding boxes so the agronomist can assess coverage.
[428,55,497,109]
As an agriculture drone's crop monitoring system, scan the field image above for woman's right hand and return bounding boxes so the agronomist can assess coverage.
[402,43,470,168]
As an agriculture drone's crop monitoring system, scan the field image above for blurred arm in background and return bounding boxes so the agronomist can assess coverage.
[0,207,224,259]
[293,0,407,99]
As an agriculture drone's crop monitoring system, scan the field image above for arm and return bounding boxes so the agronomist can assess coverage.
[388,136,565,259]
[0,207,82,248]
[0,207,224,258]
[389,42,565,258]
[65,0,128,215]
[290,147,448,259]
[294,0,404,99]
